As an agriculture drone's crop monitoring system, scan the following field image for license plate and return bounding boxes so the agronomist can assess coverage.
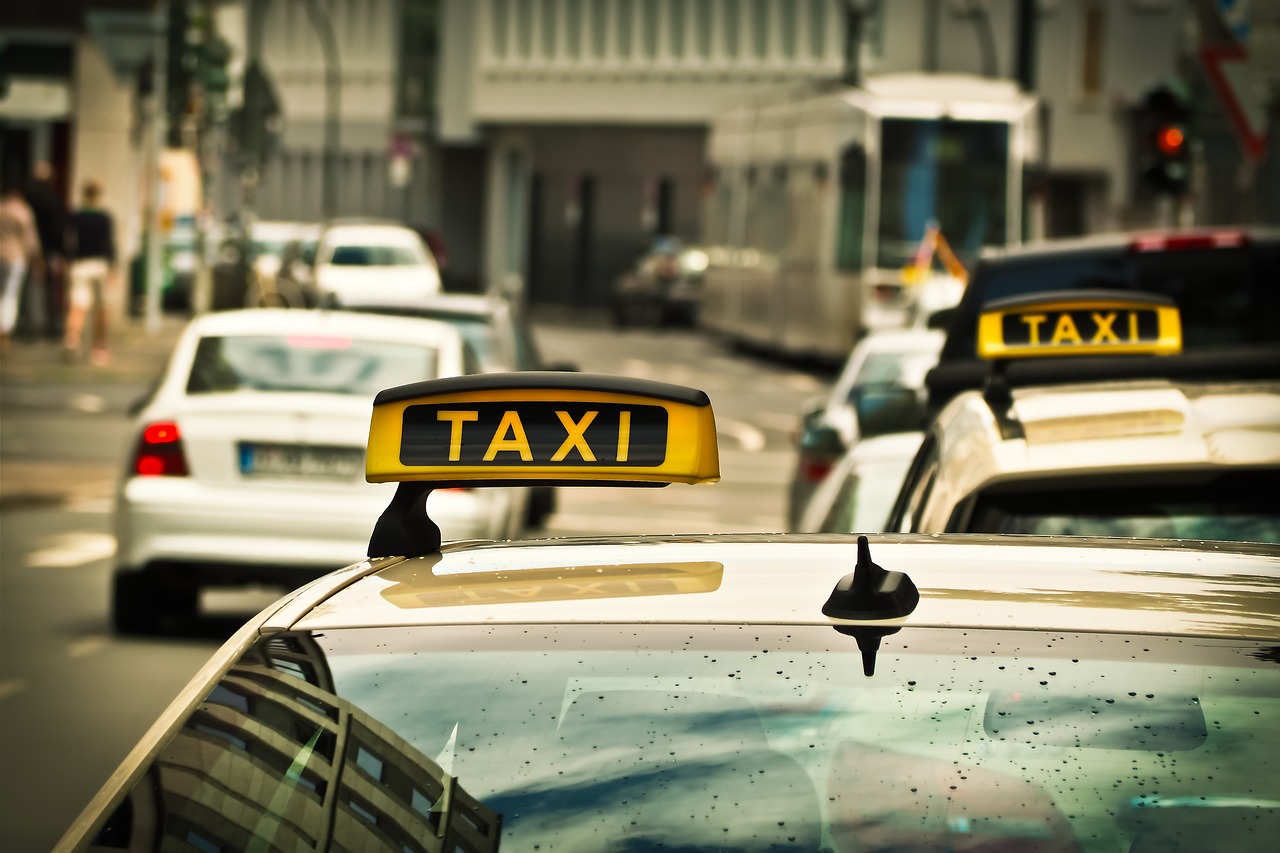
[238,442,364,480]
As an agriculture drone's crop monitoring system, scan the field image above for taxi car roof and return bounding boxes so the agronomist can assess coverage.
[261,534,1280,640]
[974,224,1280,263]
[931,378,1280,487]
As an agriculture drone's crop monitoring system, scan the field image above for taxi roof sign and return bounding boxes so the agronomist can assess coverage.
[366,372,721,486]
[977,290,1183,360]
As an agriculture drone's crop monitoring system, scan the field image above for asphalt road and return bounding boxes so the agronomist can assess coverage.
[0,308,833,851]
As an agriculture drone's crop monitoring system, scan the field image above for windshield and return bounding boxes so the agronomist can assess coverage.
[94,624,1279,852]
[186,334,439,395]
[854,348,942,393]
[962,470,1280,543]
[877,118,1009,270]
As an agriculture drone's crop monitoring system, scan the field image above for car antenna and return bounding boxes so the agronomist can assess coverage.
[823,536,919,677]
[368,482,440,558]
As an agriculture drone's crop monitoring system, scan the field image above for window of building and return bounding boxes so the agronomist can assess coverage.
[669,0,687,58]
[617,0,635,59]
[723,0,741,58]
[780,0,798,59]
[492,0,510,58]
[695,0,714,58]
[836,144,867,271]
[542,0,559,58]
[516,0,536,59]
[808,0,827,60]
[751,0,770,59]
[591,0,610,58]
[641,0,660,58]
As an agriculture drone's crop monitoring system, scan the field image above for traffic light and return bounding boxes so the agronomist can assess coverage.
[166,1,196,143]
[1136,85,1191,196]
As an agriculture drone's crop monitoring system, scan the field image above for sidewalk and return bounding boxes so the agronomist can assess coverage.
[0,313,188,386]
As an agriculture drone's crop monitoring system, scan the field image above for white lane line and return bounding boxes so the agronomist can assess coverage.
[67,637,108,658]
[0,679,27,702]
[27,533,117,568]
[753,410,803,432]
[69,393,108,413]
[717,417,766,452]
[66,497,114,515]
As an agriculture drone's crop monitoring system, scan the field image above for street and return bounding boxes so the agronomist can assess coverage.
[0,311,832,851]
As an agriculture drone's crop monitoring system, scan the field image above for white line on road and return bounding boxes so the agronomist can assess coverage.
[67,637,108,658]
[717,417,766,452]
[27,533,117,568]
[0,679,27,702]
[69,393,108,413]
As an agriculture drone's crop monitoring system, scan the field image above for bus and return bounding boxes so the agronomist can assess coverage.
[699,73,1041,363]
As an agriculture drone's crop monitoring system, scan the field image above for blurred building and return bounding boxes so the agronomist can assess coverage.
[5,2,1274,313]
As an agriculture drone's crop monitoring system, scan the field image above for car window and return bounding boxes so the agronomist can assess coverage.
[92,625,1280,852]
[853,348,939,392]
[185,334,440,396]
[328,244,423,266]
[960,469,1280,543]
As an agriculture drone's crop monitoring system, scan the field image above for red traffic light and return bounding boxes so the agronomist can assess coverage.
[1156,124,1186,157]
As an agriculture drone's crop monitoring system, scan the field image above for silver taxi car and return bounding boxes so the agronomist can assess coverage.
[58,373,1280,853]
[887,291,1280,541]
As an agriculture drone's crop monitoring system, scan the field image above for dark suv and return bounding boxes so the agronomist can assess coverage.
[924,227,1280,412]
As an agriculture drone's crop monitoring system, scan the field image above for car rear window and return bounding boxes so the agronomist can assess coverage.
[92,624,1280,852]
[328,244,423,266]
[942,240,1279,360]
[186,334,439,396]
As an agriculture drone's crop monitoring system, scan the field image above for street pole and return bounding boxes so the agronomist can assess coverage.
[145,0,169,335]
[302,0,341,221]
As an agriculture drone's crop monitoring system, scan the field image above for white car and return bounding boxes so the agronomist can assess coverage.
[786,327,944,529]
[313,221,442,306]
[795,430,925,534]
[112,309,529,633]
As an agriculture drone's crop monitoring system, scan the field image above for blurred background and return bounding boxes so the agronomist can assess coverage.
[2,0,1277,336]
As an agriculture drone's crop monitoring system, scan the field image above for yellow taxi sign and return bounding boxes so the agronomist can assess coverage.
[977,290,1183,360]
[366,373,720,485]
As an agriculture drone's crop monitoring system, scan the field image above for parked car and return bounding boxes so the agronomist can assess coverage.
[611,237,709,327]
[340,291,581,527]
[786,328,944,530]
[111,308,530,634]
[795,431,925,533]
[889,290,1280,541]
[246,220,322,308]
[314,220,443,307]
[58,371,1280,853]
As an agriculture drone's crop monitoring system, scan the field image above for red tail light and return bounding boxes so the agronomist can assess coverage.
[133,421,189,477]
[1131,231,1247,252]
[800,457,834,484]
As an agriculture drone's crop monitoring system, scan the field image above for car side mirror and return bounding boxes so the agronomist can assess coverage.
[799,423,844,457]
[853,385,923,437]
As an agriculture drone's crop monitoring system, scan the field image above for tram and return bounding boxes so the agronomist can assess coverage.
[699,73,1041,363]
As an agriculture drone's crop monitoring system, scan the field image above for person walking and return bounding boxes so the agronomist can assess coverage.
[65,178,117,365]
[0,182,44,353]
[26,161,68,340]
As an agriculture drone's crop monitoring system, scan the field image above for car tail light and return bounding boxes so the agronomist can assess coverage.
[133,421,189,477]
[1130,231,1247,252]
[872,283,901,302]
[800,456,834,484]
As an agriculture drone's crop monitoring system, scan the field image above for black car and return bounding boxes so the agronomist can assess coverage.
[924,227,1280,413]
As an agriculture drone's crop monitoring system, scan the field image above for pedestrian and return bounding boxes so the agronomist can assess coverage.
[26,161,68,340]
[0,182,44,354]
[65,178,118,365]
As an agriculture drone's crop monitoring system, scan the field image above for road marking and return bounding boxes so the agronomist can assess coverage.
[752,410,802,432]
[67,497,114,514]
[717,417,766,452]
[0,679,26,702]
[27,532,117,568]
[69,393,108,413]
[67,637,108,658]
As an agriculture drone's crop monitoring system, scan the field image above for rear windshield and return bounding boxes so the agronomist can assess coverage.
[960,469,1280,543]
[92,624,1280,852]
[328,244,424,266]
[186,334,439,395]
[943,241,1279,359]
